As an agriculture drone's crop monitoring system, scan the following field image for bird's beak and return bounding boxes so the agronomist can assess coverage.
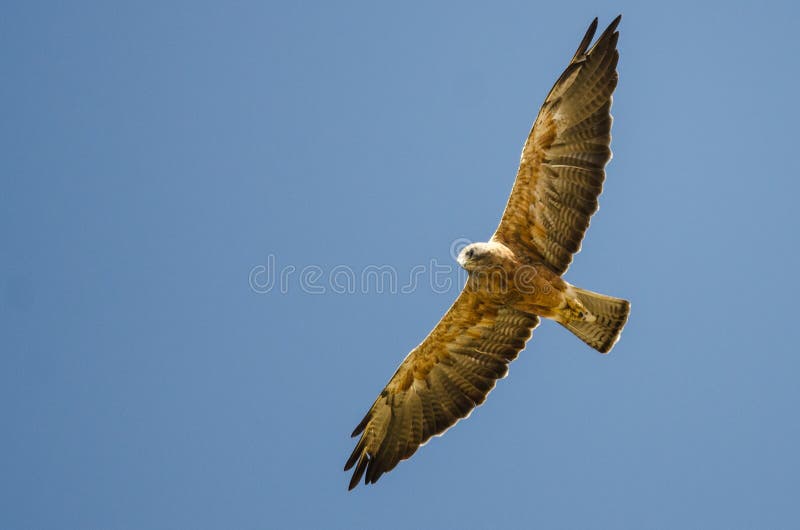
[457,252,467,268]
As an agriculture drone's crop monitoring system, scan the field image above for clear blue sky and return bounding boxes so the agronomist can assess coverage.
[2,1,799,528]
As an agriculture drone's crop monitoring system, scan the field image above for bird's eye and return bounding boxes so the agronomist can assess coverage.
[466,249,474,258]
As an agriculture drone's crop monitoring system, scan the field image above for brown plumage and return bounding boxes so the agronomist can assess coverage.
[494,16,620,274]
[346,16,629,490]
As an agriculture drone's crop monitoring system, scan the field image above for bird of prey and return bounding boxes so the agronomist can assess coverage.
[345,16,629,490]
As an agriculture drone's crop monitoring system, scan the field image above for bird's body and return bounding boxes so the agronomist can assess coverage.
[346,16,630,490]
[458,240,570,320]
[457,239,627,351]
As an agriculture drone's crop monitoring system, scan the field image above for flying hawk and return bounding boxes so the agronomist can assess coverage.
[346,16,629,490]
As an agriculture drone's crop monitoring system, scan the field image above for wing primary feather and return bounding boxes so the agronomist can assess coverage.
[367,394,404,483]
[344,436,366,471]
[350,411,370,438]
[571,18,598,63]
[348,453,369,491]
[589,15,621,55]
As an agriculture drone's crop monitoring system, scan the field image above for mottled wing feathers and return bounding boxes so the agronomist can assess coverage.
[345,16,623,490]
[344,292,539,489]
[493,16,621,274]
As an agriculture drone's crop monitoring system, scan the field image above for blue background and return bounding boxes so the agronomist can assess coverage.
[3,1,799,528]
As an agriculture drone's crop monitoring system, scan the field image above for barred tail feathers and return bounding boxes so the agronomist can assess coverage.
[562,286,630,353]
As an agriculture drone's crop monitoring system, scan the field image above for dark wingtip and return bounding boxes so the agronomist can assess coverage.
[598,15,622,42]
[350,411,370,438]
[344,436,365,471]
[572,18,599,62]
[347,453,369,491]
[573,16,622,62]
[585,15,622,56]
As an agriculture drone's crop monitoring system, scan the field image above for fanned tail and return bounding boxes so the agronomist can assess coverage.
[562,286,630,353]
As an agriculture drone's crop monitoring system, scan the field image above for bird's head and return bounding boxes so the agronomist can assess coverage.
[457,242,494,271]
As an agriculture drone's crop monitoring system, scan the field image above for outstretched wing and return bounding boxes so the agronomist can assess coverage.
[493,16,621,275]
[344,291,539,489]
